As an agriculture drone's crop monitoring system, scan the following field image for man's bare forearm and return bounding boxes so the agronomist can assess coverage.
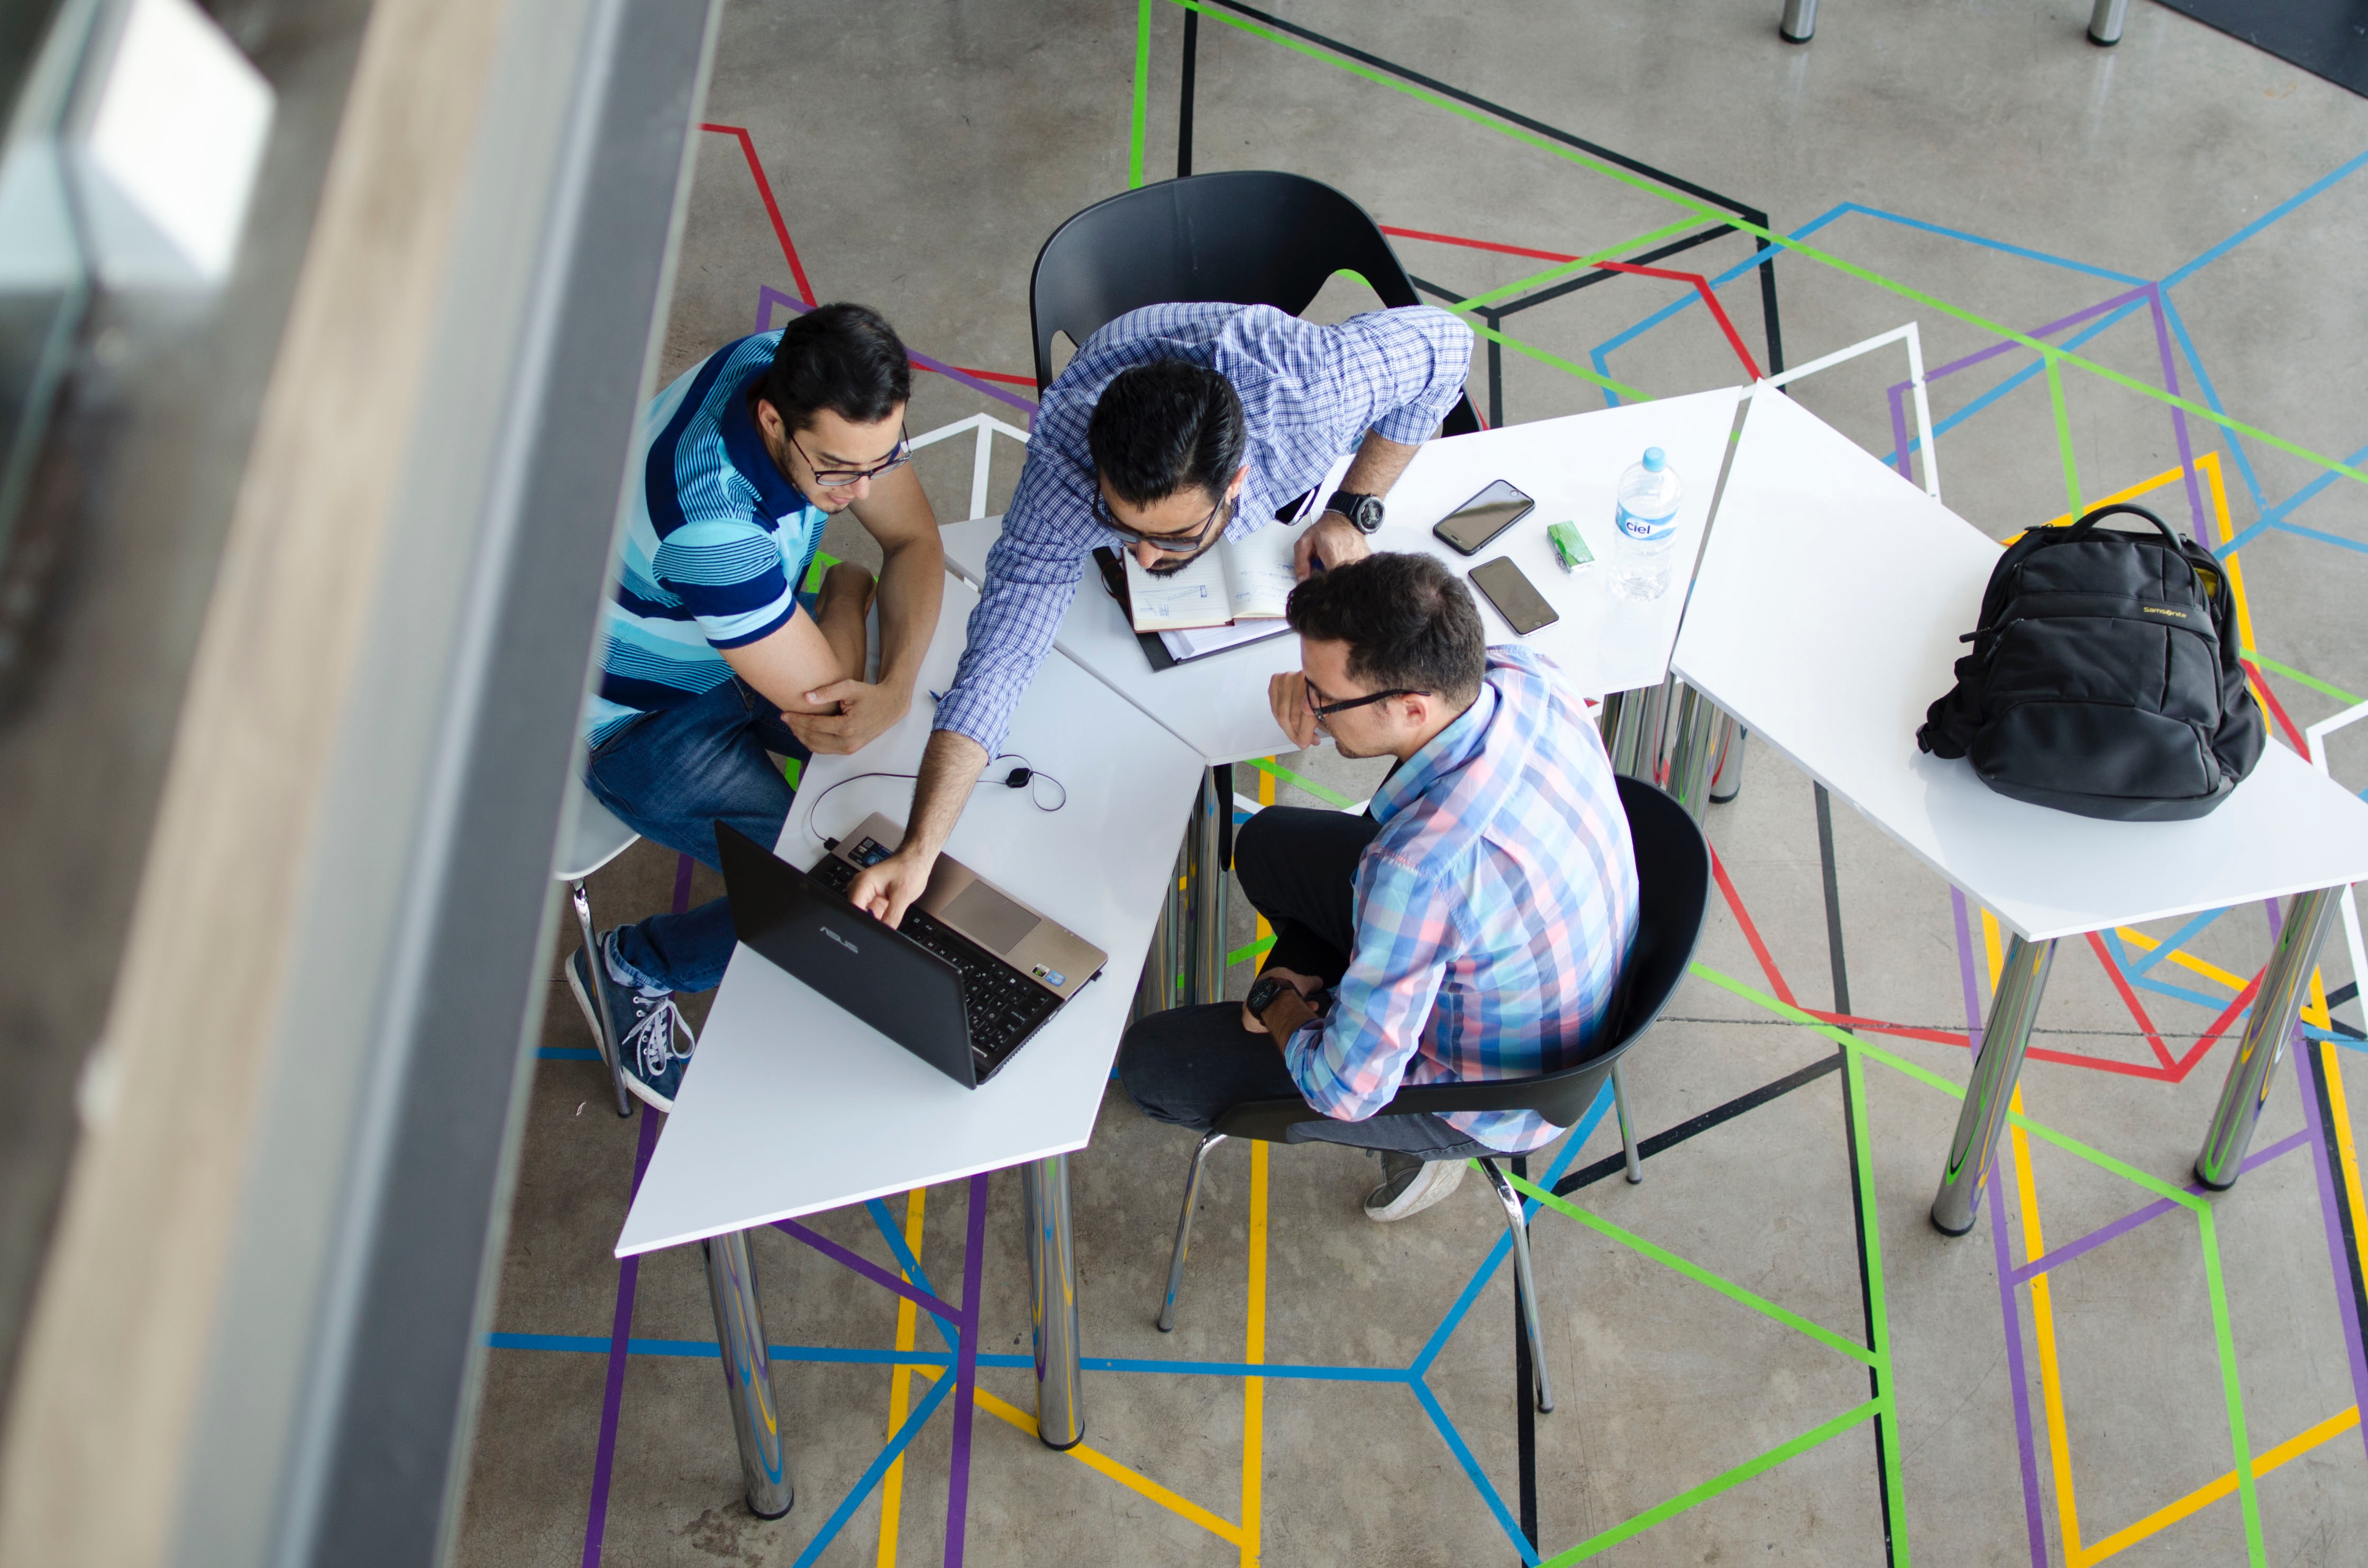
[872,527,944,699]
[901,727,988,860]
[1334,432,1420,501]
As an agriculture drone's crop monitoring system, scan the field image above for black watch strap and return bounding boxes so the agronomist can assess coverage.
[1326,491,1385,534]
[1246,973,1292,1020]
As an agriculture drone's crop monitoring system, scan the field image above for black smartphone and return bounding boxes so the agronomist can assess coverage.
[1432,479,1535,556]
[1468,556,1559,636]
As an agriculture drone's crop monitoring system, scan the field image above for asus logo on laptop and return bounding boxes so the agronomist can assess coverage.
[821,926,858,955]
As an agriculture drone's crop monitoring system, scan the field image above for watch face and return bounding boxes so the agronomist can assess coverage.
[1350,496,1384,533]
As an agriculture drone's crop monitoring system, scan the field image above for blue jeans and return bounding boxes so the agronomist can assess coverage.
[582,677,808,994]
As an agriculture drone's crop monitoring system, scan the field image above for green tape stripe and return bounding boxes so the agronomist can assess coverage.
[1449,217,1704,313]
[1129,0,1153,189]
[1467,317,1651,402]
[1227,932,1276,969]
[1506,1172,1875,1366]
[2198,1208,2266,1567]
[2046,355,2082,519]
[1239,756,1357,809]
[800,551,841,594]
[1540,1399,1881,1566]
[1168,0,2368,495]
[2245,652,2363,707]
[1688,961,2200,1208]
[1844,1037,1911,1563]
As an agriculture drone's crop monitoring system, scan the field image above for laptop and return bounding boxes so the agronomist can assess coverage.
[715,815,1108,1088]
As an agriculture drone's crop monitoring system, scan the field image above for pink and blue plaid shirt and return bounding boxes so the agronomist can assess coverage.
[1284,645,1640,1153]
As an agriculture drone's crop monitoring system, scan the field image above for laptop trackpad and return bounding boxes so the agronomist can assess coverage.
[943,880,1041,955]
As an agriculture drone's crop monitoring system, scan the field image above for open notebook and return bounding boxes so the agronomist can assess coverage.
[1092,515,1319,671]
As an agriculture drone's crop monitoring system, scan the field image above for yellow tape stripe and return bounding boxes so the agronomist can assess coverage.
[1255,763,1275,949]
[2010,1084,2086,1564]
[2077,1406,2360,1564]
[925,1375,1248,1546]
[875,1187,928,1568]
[2113,927,2247,993]
[1241,1139,1269,1565]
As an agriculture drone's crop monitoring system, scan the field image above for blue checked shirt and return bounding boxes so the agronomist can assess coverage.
[932,302,1474,753]
[1284,646,1641,1153]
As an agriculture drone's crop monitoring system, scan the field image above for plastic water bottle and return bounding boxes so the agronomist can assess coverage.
[1610,447,1682,602]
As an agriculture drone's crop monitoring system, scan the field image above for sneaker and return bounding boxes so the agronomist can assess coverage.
[1364,1151,1468,1222]
[566,939,695,1113]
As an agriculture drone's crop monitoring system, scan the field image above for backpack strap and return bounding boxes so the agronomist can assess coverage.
[2064,502,2179,547]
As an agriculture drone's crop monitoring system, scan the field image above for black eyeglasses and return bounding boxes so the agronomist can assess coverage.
[1090,485,1235,552]
[1305,680,1429,726]
[790,422,912,489]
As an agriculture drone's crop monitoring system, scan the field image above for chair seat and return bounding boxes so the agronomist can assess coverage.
[556,778,639,883]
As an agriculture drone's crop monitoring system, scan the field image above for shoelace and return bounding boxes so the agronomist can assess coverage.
[621,996,694,1078]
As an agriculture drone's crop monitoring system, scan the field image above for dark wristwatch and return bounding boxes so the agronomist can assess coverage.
[1245,972,1298,1021]
[1324,491,1385,534]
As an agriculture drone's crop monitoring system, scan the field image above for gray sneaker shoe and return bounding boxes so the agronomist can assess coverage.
[1364,1150,1468,1222]
[566,938,694,1113]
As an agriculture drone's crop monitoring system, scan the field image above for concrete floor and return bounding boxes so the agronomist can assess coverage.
[458,2,2368,1563]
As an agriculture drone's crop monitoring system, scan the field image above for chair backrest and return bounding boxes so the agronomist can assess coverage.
[1029,171,1479,436]
[1214,775,1710,1143]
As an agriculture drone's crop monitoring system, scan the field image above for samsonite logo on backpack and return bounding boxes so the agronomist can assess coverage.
[1915,503,2264,822]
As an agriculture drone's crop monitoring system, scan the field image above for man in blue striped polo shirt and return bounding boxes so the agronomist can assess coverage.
[568,303,945,1110]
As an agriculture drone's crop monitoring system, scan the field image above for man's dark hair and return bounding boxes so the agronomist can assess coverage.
[1086,360,1246,507]
[747,302,912,432]
[1286,553,1486,707]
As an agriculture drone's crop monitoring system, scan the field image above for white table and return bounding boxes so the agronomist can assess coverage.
[614,574,1205,1509]
[1672,387,2368,1233]
[939,386,1744,764]
[941,388,1745,1007]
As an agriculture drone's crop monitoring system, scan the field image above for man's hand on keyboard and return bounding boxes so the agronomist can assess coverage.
[848,848,934,930]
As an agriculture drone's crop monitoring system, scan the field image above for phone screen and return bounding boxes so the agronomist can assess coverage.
[1468,556,1560,636]
[1432,480,1535,555]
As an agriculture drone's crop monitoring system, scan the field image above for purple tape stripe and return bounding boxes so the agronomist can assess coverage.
[944,1172,990,1568]
[756,286,1038,418]
[583,1100,665,1566]
[1956,888,2050,1568]
[2293,1036,2368,1460]
[1888,382,1914,484]
[2010,1130,2309,1285]
[772,1216,964,1323]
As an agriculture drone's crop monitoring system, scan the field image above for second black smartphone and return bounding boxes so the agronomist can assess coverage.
[1468,556,1560,636]
[1432,479,1535,555]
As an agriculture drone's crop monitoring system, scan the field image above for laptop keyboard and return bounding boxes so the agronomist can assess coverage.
[810,855,1059,1069]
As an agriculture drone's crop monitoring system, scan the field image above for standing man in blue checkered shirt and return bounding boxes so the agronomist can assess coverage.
[846,300,1474,924]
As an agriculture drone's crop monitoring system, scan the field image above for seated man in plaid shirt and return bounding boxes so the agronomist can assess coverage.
[1119,554,1641,1221]
[844,301,1472,928]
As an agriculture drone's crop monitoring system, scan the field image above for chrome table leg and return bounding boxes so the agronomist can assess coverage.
[1780,0,1816,43]
[2088,0,2128,45]
[1187,767,1230,1005]
[1931,933,2057,1236]
[1612,1065,1643,1185]
[703,1229,792,1518]
[2195,887,2344,1189]
[1023,1152,1085,1450]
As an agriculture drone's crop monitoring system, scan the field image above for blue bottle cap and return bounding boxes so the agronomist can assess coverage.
[1641,447,1666,472]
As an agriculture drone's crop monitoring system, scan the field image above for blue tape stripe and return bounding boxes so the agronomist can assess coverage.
[2274,519,2368,557]
[2122,906,2229,978]
[866,1197,959,1353]
[538,1047,602,1062]
[1881,300,2150,469]
[1410,1085,1610,1376]
[1412,1377,1540,1564]
[792,1358,957,1568]
[2162,143,2368,287]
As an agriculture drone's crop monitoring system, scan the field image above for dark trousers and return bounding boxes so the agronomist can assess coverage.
[1116,806,1495,1159]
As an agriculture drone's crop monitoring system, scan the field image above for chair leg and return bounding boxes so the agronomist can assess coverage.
[1157,1132,1227,1333]
[1613,1064,1642,1185]
[570,880,634,1119]
[1478,1158,1553,1413]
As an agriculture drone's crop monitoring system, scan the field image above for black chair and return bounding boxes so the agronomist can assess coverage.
[1154,776,1712,1414]
[1028,169,1482,437]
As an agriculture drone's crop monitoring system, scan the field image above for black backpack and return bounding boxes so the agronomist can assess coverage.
[1916,503,2263,821]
